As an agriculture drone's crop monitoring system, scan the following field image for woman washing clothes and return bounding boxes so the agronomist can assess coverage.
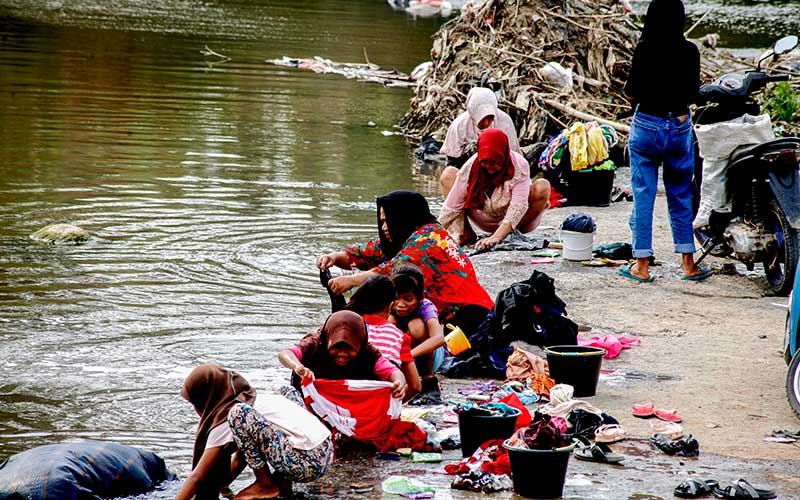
[439,87,521,171]
[439,128,551,250]
[315,191,494,386]
[279,310,408,400]
[620,0,709,283]
[176,364,333,500]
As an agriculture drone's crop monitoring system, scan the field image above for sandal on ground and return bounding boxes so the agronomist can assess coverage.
[650,419,684,439]
[594,424,628,443]
[573,438,624,464]
[713,479,776,499]
[675,479,719,498]
[632,401,655,418]
[682,266,712,281]
[655,408,683,423]
[650,433,699,457]
[619,264,655,283]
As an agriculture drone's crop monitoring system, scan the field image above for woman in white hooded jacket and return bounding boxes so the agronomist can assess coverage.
[440,87,520,167]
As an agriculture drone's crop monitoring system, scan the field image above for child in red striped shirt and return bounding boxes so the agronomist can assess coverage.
[344,275,421,402]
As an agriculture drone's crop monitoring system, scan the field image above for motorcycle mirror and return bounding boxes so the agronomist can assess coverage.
[774,35,799,56]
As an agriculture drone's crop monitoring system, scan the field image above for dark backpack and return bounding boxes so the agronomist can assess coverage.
[489,270,578,348]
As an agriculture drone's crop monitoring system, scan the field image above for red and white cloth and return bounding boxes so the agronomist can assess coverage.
[301,378,429,451]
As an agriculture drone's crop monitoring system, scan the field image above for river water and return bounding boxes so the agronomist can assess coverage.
[0,0,798,495]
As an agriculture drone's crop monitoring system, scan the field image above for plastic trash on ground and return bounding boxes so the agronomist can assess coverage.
[381,475,436,497]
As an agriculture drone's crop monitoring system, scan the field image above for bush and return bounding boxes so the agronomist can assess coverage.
[763,82,799,123]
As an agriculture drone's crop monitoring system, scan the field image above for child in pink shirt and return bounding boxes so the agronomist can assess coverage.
[344,275,421,402]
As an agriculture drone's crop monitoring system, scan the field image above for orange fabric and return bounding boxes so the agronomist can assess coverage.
[528,373,556,398]
[505,346,549,382]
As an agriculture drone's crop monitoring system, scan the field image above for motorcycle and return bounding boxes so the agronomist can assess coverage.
[692,35,800,296]
[784,260,800,418]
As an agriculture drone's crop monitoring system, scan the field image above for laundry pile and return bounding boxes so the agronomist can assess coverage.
[444,439,514,492]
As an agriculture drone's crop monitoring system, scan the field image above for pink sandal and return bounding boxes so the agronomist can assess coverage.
[632,402,655,418]
[654,408,683,423]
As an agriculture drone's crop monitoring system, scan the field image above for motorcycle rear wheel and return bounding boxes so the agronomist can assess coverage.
[786,350,800,418]
[763,199,799,296]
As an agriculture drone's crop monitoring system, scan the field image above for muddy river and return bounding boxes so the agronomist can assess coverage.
[0,0,798,498]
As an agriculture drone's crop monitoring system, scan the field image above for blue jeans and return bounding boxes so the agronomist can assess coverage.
[628,111,696,258]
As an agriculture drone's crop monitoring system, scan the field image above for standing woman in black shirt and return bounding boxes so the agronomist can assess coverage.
[621,0,710,283]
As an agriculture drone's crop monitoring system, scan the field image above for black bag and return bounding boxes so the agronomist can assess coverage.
[489,271,578,348]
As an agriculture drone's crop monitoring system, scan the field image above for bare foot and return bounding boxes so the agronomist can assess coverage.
[682,265,703,278]
[629,262,650,281]
[233,481,280,500]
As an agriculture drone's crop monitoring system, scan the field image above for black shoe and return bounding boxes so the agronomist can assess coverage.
[320,269,346,313]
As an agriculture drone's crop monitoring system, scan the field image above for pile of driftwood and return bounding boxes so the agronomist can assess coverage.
[400,0,800,144]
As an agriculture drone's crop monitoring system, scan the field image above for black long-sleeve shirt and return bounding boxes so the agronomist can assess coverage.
[624,40,701,116]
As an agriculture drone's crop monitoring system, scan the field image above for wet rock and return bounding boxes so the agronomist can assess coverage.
[30,223,90,244]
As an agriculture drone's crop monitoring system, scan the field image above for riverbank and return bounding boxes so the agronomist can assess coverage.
[294,173,800,500]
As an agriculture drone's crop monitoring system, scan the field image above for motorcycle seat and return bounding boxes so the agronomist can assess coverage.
[729,138,800,166]
[728,143,760,165]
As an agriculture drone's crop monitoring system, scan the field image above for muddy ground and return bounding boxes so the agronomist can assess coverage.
[212,172,800,500]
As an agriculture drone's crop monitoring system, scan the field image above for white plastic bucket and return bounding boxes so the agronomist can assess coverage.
[559,229,595,261]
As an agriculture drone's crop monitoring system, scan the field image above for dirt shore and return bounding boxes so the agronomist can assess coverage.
[219,177,800,500]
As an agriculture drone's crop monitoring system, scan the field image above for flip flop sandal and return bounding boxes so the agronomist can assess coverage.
[595,424,628,443]
[713,479,776,499]
[650,419,684,439]
[682,266,712,281]
[632,401,656,418]
[675,479,719,498]
[619,264,655,283]
[655,408,683,423]
[573,440,624,464]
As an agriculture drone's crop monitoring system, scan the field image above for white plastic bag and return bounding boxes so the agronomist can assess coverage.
[539,62,573,91]
[693,114,775,229]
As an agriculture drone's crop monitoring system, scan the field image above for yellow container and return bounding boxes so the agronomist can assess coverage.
[444,324,471,356]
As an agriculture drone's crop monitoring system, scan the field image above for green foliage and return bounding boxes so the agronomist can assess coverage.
[763,82,799,123]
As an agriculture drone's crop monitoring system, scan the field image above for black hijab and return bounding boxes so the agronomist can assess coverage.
[376,191,437,260]
[291,310,383,390]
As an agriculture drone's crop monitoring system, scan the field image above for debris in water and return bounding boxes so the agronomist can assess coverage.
[266,56,415,87]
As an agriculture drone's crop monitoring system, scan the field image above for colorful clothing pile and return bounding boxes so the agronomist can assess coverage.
[444,439,514,492]
[506,412,570,450]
